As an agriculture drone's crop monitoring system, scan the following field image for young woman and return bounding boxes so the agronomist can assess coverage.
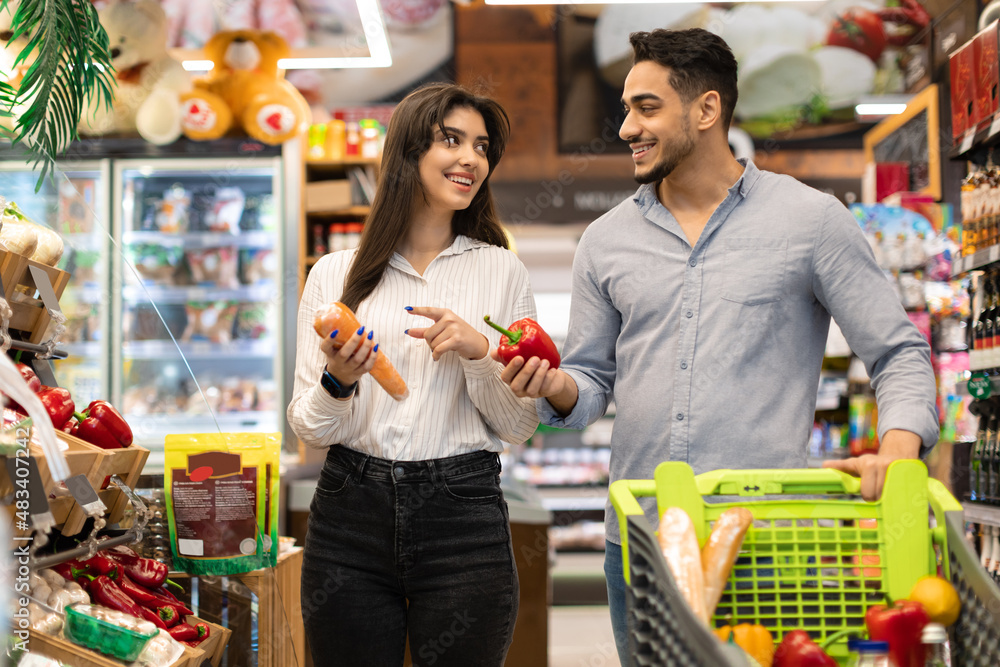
[287,83,539,666]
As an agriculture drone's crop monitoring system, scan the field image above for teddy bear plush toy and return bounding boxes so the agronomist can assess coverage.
[78,0,190,145]
[180,30,310,145]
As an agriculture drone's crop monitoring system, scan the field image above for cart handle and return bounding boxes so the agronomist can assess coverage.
[610,479,657,584]
[926,476,963,579]
[692,467,863,497]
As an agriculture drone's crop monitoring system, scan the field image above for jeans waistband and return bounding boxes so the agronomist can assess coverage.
[325,445,501,483]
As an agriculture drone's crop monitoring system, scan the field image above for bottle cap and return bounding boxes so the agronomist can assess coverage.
[847,639,889,653]
[921,622,948,643]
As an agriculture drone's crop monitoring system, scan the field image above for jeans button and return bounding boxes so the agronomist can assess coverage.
[394,466,404,476]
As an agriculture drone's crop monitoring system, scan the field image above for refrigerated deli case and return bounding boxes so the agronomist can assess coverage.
[0,140,302,458]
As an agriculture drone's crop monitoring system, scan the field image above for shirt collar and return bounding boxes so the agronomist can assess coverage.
[388,234,486,275]
[633,157,760,210]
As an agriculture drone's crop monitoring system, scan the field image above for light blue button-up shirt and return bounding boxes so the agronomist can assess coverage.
[538,159,939,544]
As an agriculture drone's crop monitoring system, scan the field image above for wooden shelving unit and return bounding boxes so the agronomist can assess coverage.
[298,156,380,295]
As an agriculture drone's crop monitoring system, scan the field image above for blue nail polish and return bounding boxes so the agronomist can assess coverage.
[368,330,374,340]
[373,343,379,353]
[357,326,365,335]
[329,329,339,338]
[404,306,413,311]
[404,329,409,335]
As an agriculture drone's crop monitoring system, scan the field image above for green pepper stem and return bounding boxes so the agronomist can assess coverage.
[73,411,88,422]
[819,628,855,649]
[483,316,522,345]
[166,578,184,592]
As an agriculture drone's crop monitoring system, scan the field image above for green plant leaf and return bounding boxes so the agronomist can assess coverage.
[0,0,114,191]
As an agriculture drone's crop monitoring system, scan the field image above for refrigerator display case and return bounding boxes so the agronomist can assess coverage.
[1,140,301,460]
[0,161,111,406]
[112,157,287,448]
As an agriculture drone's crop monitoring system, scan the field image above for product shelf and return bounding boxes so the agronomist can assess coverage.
[122,283,276,304]
[949,113,1000,163]
[952,245,1000,277]
[122,230,276,249]
[122,339,275,360]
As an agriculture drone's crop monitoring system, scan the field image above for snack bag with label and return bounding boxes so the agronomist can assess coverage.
[164,432,280,575]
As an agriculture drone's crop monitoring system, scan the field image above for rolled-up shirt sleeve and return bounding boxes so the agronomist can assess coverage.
[537,233,619,430]
[812,200,939,455]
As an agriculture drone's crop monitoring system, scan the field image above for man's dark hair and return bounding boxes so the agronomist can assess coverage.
[629,28,739,130]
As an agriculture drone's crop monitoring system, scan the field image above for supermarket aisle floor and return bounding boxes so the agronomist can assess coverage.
[549,605,621,667]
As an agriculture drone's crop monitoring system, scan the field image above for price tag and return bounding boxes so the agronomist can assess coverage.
[969,372,993,399]
[960,130,976,154]
[991,114,1000,138]
[64,473,106,516]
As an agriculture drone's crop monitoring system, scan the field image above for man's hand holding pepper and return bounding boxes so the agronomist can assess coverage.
[493,353,579,417]
[822,429,922,500]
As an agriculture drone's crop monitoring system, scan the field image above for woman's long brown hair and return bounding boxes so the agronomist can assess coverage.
[339,83,511,312]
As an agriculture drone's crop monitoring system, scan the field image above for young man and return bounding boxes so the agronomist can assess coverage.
[496,28,938,660]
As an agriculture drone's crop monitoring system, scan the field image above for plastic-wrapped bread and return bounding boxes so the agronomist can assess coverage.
[30,224,64,266]
[0,202,39,257]
[702,507,753,618]
[658,506,709,624]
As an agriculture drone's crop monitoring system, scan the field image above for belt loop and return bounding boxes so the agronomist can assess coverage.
[355,455,369,482]
[495,453,502,473]
[427,459,445,488]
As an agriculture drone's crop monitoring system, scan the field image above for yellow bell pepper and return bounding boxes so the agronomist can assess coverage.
[714,623,775,667]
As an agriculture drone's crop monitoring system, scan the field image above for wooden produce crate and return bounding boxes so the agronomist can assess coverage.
[0,249,70,344]
[183,618,231,667]
[27,628,197,667]
[57,434,149,537]
[172,547,304,667]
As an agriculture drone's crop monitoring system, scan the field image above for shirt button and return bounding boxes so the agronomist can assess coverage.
[680,362,688,369]
[689,258,697,267]
[394,466,404,476]
[686,311,693,318]
[676,413,684,421]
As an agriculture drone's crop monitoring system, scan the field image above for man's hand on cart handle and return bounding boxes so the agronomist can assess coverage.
[822,430,923,501]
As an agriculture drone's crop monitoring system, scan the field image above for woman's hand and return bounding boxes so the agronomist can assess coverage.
[405,306,490,361]
[321,326,378,389]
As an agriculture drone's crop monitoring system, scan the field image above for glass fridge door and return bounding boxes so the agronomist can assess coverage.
[0,161,111,404]
[112,157,284,449]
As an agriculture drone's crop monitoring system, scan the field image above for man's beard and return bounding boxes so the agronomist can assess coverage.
[633,123,695,185]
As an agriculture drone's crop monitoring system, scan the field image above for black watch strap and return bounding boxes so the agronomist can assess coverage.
[321,370,357,399]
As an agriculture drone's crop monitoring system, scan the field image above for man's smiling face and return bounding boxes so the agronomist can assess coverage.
[619,60,697,185]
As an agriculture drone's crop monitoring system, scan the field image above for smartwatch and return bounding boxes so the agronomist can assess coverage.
[321,370,357,399]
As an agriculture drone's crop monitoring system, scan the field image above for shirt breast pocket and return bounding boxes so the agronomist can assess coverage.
[720,238,788,306]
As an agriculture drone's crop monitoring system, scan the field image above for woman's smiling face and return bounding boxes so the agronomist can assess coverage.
[417,106,491,216]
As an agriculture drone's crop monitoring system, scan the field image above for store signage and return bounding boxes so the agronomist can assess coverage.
[493,180,637,225]
[969,371,993,399]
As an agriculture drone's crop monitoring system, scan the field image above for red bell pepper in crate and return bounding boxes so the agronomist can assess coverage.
[107,546,169,589]
[72,400,133,449]
[37,386,74,430]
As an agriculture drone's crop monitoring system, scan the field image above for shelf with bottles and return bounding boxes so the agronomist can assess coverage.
[954,164,1000,278]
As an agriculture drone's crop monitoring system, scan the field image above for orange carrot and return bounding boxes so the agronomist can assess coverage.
[313,302,409,401]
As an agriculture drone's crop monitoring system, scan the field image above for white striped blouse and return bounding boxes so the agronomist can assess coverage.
[286,235,541,461]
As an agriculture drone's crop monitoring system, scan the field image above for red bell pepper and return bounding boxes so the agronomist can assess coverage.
[865,599,930,667]
[72,400,132,450]
[36,386,75,430]
[116,573,187,626]
[155,582,194,616]
[82,574,148,620]
[137,605,168,629]
[484,316,561,369]
[79,553,121,580]
[79,400,132,447]
[773,630,837,667]
[168,621,210,644]
[107,546,168,589]
[16,362,41,393]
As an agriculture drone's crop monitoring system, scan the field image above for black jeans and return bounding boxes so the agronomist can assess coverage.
[301,445,519,667]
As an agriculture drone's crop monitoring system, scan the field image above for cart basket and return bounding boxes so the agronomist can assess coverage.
[610,460,969,665]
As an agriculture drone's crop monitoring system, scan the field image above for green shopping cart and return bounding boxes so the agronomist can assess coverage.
[609,460,999,666]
